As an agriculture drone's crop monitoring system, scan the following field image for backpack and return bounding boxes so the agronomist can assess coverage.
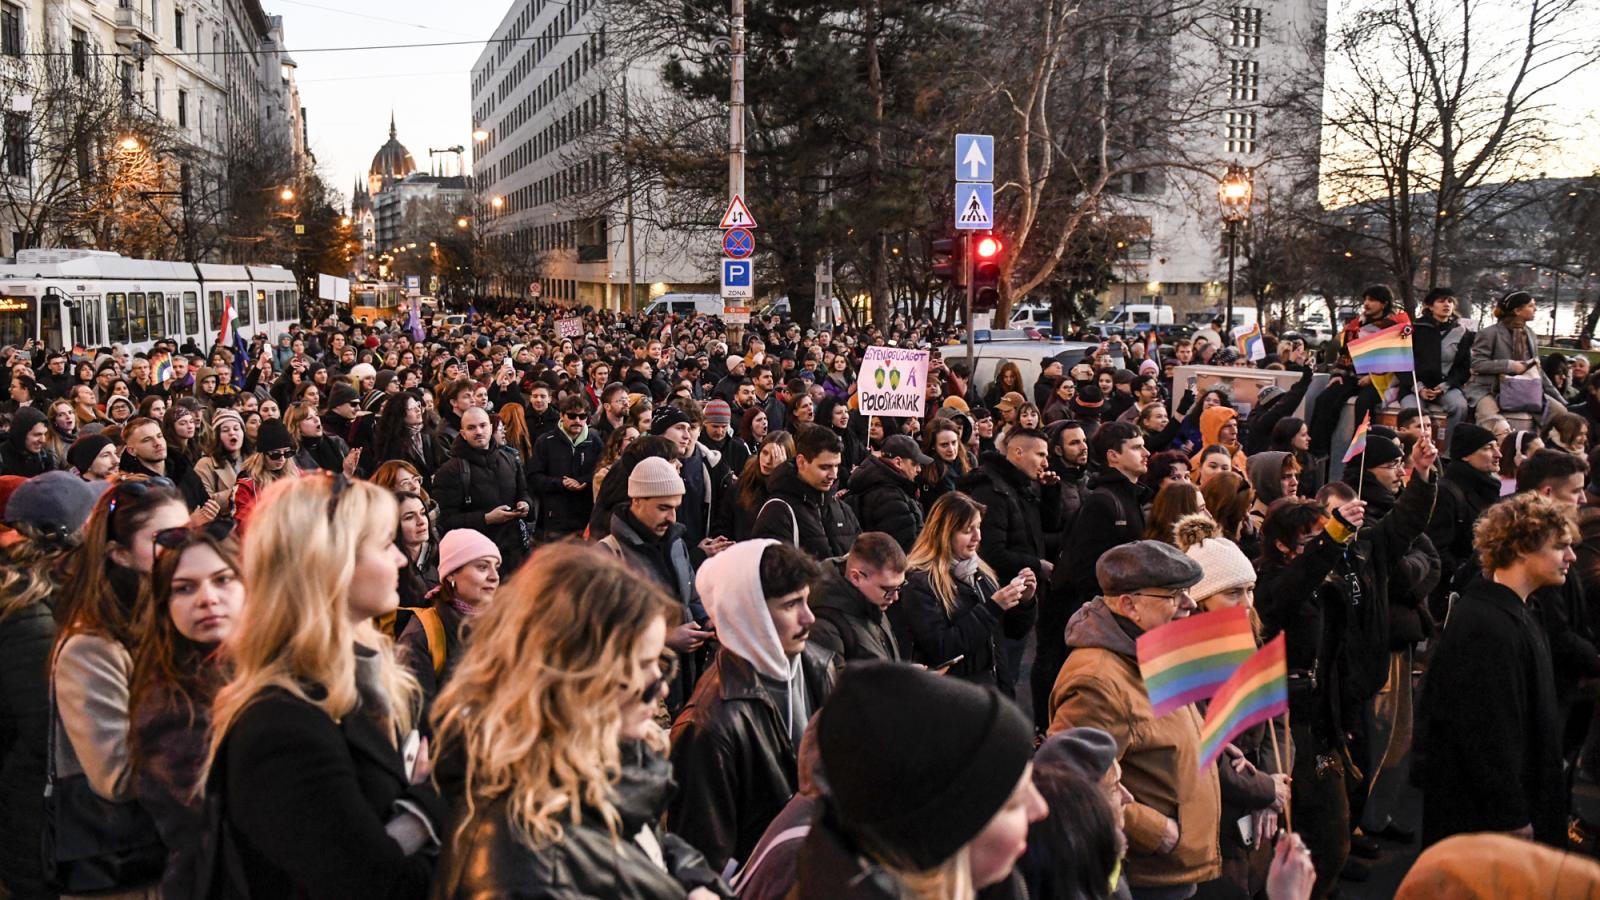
[758,497,801,546]
[376,605,447,678]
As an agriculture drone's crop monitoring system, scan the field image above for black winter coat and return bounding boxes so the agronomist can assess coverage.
[750,461,861,560]
[959,452,1049,584]
[666,644,839,872]
[1053,469,1147,614]
[809,558,903,664]
[209,682,447,899]
[526,427,602,537]
[846,455,924,553]
[0,407,58,477]
[1418,577,1565,848]
[0,601,54,898]
[1425,460,1501,596]
[897,565,1037,696]
[433,439,533,568]
[294,433,351,474]
[434,743,732,900]
[1243,365,1312,455]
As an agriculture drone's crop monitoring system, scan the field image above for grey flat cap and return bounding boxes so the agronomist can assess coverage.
[1097,540,1203,595]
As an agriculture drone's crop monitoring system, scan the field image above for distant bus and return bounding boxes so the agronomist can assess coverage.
[349,283,405,324]
[0,248,299,354]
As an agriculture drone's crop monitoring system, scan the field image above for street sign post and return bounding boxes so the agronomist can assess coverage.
[719,195,758,229]
[952,134,994,372]
[723,227,755,259]
[721,258,753,300]
[954,133,994,183]
[955,183,994,230]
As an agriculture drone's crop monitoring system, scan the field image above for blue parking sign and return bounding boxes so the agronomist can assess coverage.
[721,258,753,300]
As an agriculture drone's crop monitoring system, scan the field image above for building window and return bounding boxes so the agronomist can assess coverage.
[1229,59,1259,101]
[177,89,187,127]
[1230,7,1262,48]
[0,3,21,57]
[120,61,135,102]
[4,114,27,177]
[1226,111,1257,154]
[153,76,163,115]
[1130,171,1151,194]
[71,27,87,78]
[174,9,184,49]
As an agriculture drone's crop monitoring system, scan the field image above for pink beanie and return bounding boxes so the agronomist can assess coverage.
[437,529,501,578]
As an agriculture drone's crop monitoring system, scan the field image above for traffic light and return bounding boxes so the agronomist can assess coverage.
[931,236,965,287]
[973,233,1002,311]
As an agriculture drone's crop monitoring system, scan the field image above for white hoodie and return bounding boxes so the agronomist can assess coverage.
[697,539,808,740]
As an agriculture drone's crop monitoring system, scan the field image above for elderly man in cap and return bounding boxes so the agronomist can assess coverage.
[1048,540,1221,900]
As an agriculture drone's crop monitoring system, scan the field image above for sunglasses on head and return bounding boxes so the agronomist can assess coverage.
[154,517,236,552]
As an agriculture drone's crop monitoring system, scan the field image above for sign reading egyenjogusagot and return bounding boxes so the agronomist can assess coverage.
[556,317,583,339]
[856,346,930,417]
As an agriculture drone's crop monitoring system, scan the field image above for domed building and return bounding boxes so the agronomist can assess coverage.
[367,112,417,197]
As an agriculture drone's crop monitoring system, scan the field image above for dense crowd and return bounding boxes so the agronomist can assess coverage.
[2,283,1600,899]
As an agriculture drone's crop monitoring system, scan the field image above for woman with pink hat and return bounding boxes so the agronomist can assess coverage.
[396,528,501,704]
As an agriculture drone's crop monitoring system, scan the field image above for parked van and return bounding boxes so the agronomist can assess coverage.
[642,293,725,317]
[1092,303,1175,336]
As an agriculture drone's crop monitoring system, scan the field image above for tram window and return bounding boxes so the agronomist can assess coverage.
[0,297,28,348]
[207,291,222,330]
[183,292,199,335]
[129,292,148,343]
[107,293,128,343]
[236,289,250,325]
[255,290,267,323]
[288,291,299,321]
[148,293,167,340]
[77,295,100,346]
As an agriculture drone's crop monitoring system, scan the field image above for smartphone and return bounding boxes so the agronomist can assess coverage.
[401,729,421,781]
[932,654,965,670]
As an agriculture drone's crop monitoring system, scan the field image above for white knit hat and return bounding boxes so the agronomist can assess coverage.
[628,456,686,499]
[1184,534,1256,603]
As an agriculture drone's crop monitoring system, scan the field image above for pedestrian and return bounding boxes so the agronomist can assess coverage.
[526,394,600,540]
[789,662,1045,897]
[434,406,533,570]
[1425,423,1502,614]
[900,492,1038,695]
[667,539,839,872]
[202,476,445,897]
[808,531,908,664]
[1400,287,1472,433]
[370,391,441,485]
[960,427,1054,585]
[429,543,730,899]
[1418,492,1572,848]
[847,434,928,553]
[285,402,358,475]
[392,490,438,607]
[1048,540,1223,899]
[128,521,243,900]
[1467,290,1568,424]
[0,407,58,477]
[918,416,974,511]
[750,423,861,559]
[396,528,500,707]
[231,419,300,528]
[67,432,119,482]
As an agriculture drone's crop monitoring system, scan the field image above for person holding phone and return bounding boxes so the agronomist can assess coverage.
[435,407,535,572]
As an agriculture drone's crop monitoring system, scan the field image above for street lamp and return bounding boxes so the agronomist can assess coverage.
[117,135,142,152]
[456,217,470,230]
[279,187,296,202]
[490,195,504,210]
[1218,164,1253,331]
[472,128,490,143]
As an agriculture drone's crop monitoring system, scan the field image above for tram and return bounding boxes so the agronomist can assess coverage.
[0,248,302,354]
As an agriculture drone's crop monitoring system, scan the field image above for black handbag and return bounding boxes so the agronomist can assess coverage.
[42,656,165,894]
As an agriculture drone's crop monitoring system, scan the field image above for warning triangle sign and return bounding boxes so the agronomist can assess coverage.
[958,191,989,224]
[720,195,758,230]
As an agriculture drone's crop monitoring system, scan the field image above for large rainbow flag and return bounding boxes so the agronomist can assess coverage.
[1348,322,1414,374]
[1197,634,1289,771]
[1136,606,1257,719]
[1343,412,1371,464]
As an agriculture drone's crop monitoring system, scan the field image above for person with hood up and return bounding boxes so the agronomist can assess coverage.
[848,435,928,553]
[0,407,59,477]
[1191,405,1249,484]
[432,406,534,572]
[751,424,861,560]
[1048,540,1223,898]
[667,539,841,873]
[1245,451,1302,534]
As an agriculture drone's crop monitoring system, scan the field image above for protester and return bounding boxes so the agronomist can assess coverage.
[750,424,861,559]
[527,394,601,540]
[808,531,908,664]
[848,434,928,553]
[434,406,533,570]
[396,528,499,705]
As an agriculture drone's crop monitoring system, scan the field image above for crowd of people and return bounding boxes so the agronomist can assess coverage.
[1,283,1600,899]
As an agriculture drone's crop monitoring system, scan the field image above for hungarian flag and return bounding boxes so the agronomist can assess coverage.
[216,296,235,350]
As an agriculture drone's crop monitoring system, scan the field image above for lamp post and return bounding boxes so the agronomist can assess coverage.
[1218,164,1253,331]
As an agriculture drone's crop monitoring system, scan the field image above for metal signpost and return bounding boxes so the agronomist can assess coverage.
[954,134,993,370]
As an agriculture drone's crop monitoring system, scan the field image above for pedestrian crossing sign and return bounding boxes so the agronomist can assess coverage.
[955,183,993,230]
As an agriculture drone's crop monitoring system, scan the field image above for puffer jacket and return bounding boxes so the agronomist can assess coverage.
[750,461,861,561]
[526,425,602,537]
[0,600,54,898]
[959,451,1049,583]
[808,558,902,664]
[434,742,732,900]
[845,455,924,553]
[666,644,840,873]
[433,438,533,569]
[897,564,1037,696]
[1048,598,1222,889]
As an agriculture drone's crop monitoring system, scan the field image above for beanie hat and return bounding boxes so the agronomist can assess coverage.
[817,662,1034,870]
[349,363,377,381]
[1035,727,1119,781]
[650,405,692,436]
[1358,435,1405,469]
[703,399,732,426]
[726,354,745,372]
[373,369,398,395]
[628,456,686,498]
[211,408,244,434]
[437,528,501,579]
[255,419,293,454]
[1450,422,1496,460]
[326,381,360,409]
[1176,515,1257,602]
[66,434,114,475]
[6,471,105,534]
[1139,358,1160,376]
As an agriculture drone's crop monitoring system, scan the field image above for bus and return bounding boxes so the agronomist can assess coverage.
[0,248,300,354]
[349,282,405,324]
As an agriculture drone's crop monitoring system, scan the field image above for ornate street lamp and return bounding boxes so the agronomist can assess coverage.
[1218,164,1253,331]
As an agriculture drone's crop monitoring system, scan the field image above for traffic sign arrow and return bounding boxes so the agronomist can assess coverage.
[954,133,994,183]
[962,141,987,179]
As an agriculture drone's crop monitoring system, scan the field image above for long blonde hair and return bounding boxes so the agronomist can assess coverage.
[906,492,997,619]
[239,449,301,487]
[431,541,678,848]
[205,476,417,776]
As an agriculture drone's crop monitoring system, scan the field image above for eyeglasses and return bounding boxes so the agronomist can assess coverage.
[881,583,905,600]
[154,517,236,553]
[106,476,175,517]
[264,449,293,461]
[1131,589,1192,605]
[563,411,586,420]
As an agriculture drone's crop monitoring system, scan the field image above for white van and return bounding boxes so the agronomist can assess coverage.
[643,293,725,317]
[1093,303,1175,336]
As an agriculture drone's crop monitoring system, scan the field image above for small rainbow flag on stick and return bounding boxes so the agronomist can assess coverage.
[1136,606,1257,719]
[1343,412,1371,464]
[1197,635,1289,771]
[1347,322,1415,374]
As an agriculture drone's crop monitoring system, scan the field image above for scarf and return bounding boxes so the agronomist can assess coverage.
[952,554,981,584]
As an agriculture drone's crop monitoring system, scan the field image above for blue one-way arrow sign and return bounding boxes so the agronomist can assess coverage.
[955,133,994,183]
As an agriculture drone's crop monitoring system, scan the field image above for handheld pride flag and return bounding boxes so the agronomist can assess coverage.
[1342,412,1371,464]
[1196,635,1289,771]
[1347,322,1415,375]
[1232,323,1265,362]
[1136,606,1257,719]
[150,351,173,384]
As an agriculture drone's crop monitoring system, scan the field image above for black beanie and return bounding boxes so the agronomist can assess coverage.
[66,434,113,474]
[650,405,692,436]
[816,662,1033,870]
[256,419,293,454]
[1449,422,1496,460]
[1359,435,1404,469]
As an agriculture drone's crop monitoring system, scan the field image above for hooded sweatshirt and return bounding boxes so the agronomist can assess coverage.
[1191,406,1248,477]
[1246,451,1291,506]
[696,539,808,746]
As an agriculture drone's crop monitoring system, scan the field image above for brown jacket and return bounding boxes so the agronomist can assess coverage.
[1049,598,1222,888]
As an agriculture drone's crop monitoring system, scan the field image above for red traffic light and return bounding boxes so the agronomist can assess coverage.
[976,236,1002,258]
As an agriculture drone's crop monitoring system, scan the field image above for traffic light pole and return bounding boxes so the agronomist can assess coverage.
[964,231,975,372]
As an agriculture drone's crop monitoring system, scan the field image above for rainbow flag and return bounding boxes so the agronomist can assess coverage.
[1197,635,1289,771]
[1348,322,1415,374]
[1233,323,1265,361]
[149,351,173,384]
[1136,606,1257,719]
[1343,412,1370,464]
